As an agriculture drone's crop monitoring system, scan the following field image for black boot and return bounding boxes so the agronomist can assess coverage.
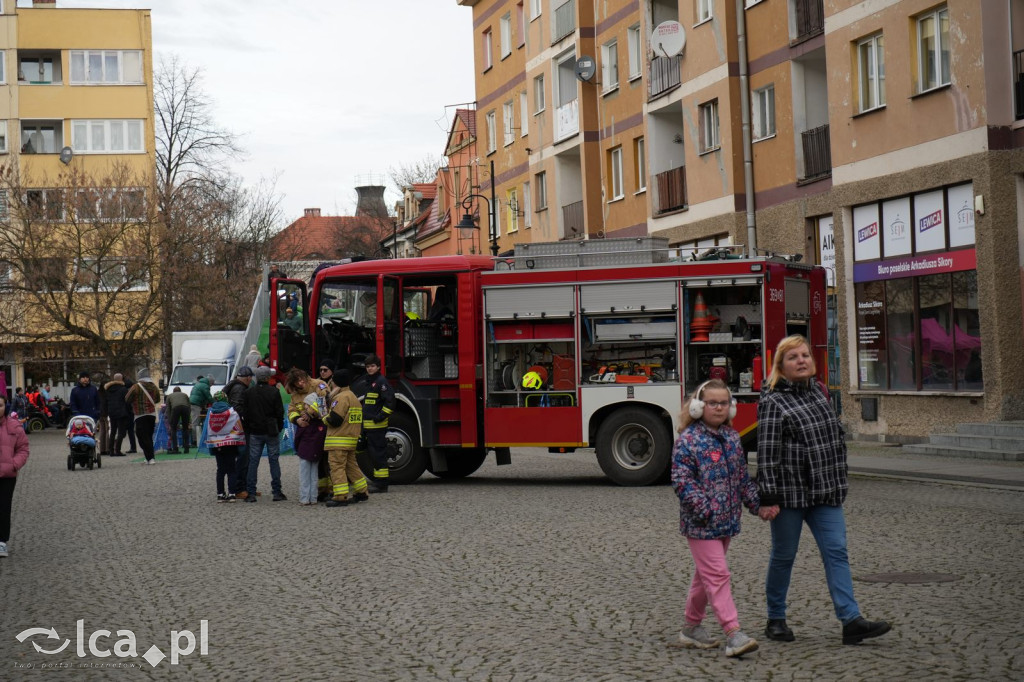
[367,481,388,493]
[842,617,891,645]
[765,619,795,642]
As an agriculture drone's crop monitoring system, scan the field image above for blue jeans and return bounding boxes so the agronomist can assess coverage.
[247,433,281,497]
[766,505,860,625]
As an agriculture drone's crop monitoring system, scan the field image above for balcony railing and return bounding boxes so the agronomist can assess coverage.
[555,98,579,141]
[649,55,681,98]
[794,0,824,43]
[562,200,584,239]
[1015,49,1024,120]
[801,124,832,181]
[655,167,687,214]
[552,0,576,43]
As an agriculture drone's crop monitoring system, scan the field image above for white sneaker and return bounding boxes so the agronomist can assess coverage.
[147,459,157,465]
[678,623,719,649]
[725,630,759,657]
[0,542,8,557]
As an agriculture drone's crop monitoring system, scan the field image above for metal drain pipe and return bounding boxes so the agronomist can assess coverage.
[736,0,756,254]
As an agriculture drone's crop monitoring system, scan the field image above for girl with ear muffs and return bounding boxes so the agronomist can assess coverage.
[671,378,765,658]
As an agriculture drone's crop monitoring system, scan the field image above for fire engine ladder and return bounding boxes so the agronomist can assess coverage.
[432,384,464,446]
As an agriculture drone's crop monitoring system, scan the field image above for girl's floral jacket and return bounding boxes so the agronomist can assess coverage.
[671,420,760,540]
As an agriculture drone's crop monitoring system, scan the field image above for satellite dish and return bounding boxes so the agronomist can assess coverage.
[652,20,686,58]
[59,146,73,165]
[574,55,596,82]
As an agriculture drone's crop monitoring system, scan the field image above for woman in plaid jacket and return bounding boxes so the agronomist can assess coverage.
[757,335,891,646]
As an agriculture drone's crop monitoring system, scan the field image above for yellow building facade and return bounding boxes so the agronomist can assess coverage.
[0,0,156,395]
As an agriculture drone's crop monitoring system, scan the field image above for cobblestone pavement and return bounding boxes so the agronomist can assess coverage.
[1,432,1022,681]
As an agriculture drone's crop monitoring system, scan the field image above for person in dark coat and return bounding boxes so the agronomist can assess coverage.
[241,366,285,502]
[69,371,100,420]
[105,374,132,456]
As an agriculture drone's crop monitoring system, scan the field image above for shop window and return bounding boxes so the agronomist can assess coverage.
[953,270,982,390]
[855,281,887,389]
[885,278,914,390]
[919,274,953,390]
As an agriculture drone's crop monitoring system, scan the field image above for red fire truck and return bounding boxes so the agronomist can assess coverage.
[268,239,827,486]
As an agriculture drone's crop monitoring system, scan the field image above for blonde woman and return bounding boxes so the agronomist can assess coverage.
[757,335,891,645]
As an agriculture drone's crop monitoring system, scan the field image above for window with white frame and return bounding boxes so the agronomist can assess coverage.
[634,137,646,191]
[534,74,546,113]
[21,120,62,154]
[0,121,7,154]
[857,34,885,112]
[916,5,950,93]
[697,0,713,23]
[0,260,10,290]
[506,189,519,233]
[26,189,65,221]
[602,39,618,93]
[486,110,497,153]
[500,14,512,59]
[503,101,515,146]
[520,91,529,136]
[71,119,145,153]
[0,190,7,221]
[75,257,148,292]
[69,50,143,85]
[0,52,5,84]
[535,171,547,209]
[483,28,493,70]
[608,146,624,200]
[752,85,775,140]
[530,0,541,20]
[627,24,642,80]
[699,100,720,153]
[523,181,532,227]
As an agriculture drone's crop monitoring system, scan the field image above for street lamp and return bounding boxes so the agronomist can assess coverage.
[454,159,499,256]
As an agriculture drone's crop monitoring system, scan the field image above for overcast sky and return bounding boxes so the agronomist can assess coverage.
[59,0,476,224]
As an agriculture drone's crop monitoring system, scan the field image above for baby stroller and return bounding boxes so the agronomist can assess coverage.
[66,416,101,471]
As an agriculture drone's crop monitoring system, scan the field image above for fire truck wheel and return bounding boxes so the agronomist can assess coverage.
[595,408,672,486]
[428,448,487,479]
[364,412,427,485]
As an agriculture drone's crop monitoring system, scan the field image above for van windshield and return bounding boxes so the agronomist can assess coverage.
[169,365,229,386]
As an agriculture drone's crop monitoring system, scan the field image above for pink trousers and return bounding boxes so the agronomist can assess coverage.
[685,537,740,633]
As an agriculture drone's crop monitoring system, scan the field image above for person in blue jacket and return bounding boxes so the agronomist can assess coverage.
[69,371,100,420]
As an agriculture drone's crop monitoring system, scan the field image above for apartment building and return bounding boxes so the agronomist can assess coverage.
[0,0,156,393]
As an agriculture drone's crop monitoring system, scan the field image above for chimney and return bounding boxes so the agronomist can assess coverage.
[355,185,388,218]
[304,208,321,219]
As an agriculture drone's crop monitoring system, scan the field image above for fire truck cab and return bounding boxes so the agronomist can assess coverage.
[271,239,827,487]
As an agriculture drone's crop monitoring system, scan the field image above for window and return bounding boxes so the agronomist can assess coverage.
[0,51,5,84]
[634,137,646,191]
[699,100,720,153]
[503,101,515,146]
[18,52,60,84]
[523,182,532,227]
[0,190,7,221]
[0,260,10,290]
[534,74,546,113]
[482,28,493,71]
[752,85,775,140]
[857,34,885,112]
[535,171,547,209]
[627,24,642,80]
[601,40,619,93]
[506,189,519,233]
[916,6,950,92]
[21,120,62,154]
[697,0,713,23]
[27,257,67,292]
[530,0,541,20]
[69,50,143,85]
[520,91,529,136]
[486,110,497,153]
[516,3,525,46]
[71,120,145,153]
[500,14,512,59]
[75,257,148,292]
[608,146,624,200]
[0,120,7,154]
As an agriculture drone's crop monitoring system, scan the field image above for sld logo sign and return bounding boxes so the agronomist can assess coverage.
[16,620,209,668]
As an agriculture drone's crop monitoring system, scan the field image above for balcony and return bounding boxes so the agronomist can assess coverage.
[649,55,681,99]
[1015,49,1024,120]
[800,124,832,182]
[655,167,687,214]
[552,0,575,44]
[794,0,824,44]
[562,200,584,239]
[555,98,579,141]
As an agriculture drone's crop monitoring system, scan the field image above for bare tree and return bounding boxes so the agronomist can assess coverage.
[388,155,443,195]
[0,162,163,370]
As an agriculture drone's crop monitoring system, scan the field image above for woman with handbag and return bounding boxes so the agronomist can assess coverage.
[125,368,161,464]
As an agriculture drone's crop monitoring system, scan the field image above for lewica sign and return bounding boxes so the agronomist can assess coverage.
[15,620,209,669]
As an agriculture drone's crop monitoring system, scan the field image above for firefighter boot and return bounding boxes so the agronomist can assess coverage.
[367,479,388,494]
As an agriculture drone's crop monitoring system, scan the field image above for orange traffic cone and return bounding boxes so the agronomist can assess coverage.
[690,291,712,342]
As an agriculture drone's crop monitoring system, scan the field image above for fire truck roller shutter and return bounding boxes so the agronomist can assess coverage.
[484,285,575,319]
[579,282,677,314]
[594,407,673,486]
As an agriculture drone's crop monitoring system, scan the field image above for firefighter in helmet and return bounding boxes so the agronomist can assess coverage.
[355,354,395,493]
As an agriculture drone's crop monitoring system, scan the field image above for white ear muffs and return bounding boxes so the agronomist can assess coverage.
[688,381,738,420]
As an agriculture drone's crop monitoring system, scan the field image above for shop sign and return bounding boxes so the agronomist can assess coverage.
[853,203,880,261]
[853,248,976,282]
[947,183,975,248]
[882,197,912,257]
[818,216,835,287]
[914,190,946,252]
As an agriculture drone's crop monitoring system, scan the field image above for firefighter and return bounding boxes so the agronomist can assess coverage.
[356,354,394,493]
[323,370,368,507]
